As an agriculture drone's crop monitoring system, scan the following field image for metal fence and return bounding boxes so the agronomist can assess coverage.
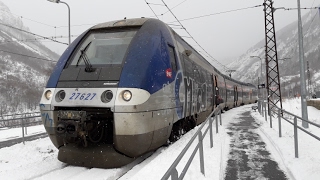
[0,112,41,128]
[161,105,223,180]
[257,100,320,158]
[0,112,42,144]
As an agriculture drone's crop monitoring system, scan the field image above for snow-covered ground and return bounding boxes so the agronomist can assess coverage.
[0,98,319,180]
[0,125,45,142]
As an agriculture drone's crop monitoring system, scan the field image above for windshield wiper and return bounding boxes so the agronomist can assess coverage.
[76,42,94,72]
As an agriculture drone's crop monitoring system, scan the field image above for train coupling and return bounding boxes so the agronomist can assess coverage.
[56,110,88,146]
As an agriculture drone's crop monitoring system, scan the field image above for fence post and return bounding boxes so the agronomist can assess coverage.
[198,132,205,175]
[216,112,218,134]
[22,114,25,145]
[210,116,213,148]
[25,113,28,135]
[219,110,222,125]
[294,117,299,158]
[264,103,267,122]
[269,110,273,128]
[261,101,264,117]
[278,109,282,137]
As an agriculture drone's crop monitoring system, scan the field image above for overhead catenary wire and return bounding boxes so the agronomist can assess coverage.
[275,6,320,11]
[0,22,68,45]
[145,0,159,19]
[19,16,56,28]
[147,1,267,72]
[0,34,79,45]
[225,5,320,80]
[161,0,188,16]
[145,0,188,19]
[170,4,264,23]
[160,0,230,71]
[274,6,320,54]
[303,1,320,36]
[0,9,58,63]
[0,49,56,62]
[305,9,319,36]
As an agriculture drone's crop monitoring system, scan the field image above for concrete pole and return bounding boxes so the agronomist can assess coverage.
[297,0,309,128]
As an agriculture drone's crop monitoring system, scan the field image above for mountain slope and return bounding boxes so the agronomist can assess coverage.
[228,10,320,97]
[0,1,59,114]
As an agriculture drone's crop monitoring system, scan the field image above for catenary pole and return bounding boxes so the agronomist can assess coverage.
[297,0,309,128]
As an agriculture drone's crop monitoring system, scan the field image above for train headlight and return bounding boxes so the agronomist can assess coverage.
[122,90,132,101]
[45,90,52,100]
[56,90,66,102]
[101,90,113,103]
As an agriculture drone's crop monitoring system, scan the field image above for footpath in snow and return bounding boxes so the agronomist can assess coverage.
[224,110,287,179]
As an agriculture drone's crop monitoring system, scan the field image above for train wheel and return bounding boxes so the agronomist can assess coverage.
[169,121,183,143]
[183,117,196,132]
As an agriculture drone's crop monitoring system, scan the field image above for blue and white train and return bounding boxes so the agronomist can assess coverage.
[40,18,257,168]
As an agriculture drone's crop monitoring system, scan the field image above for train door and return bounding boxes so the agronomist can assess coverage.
[234,86,238,107]
[213,75,220,108]
[182,56,193,118]
[193,63,200,117]
[240,85,244,105]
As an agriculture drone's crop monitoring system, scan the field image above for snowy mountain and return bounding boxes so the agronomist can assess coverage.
[0,1,59,114]
[228,9,320,96]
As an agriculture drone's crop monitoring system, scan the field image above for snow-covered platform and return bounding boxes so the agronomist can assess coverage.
[224,111,287,179]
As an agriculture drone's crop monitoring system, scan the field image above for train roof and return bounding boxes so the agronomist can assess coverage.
[91,18,150,30]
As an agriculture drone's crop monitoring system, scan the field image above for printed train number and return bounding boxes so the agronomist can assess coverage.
[69,92,97,100]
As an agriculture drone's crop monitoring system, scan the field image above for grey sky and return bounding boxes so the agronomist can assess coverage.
[0,0,319,66]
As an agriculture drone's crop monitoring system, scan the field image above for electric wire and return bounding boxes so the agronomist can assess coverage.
[19,16,56,28]
[172,4,264,23]
[161,0,188,16]
[0,22,68,45]
[305,9,319,37]
[146,2,165,6]
[0,49,56,62]
[275,6,320,55]
[276,7,320,11]
[145,0,159,19]
[0,35,79,45]
[160,0,230,71]
[226,5,320,80]
[55,23,98,28]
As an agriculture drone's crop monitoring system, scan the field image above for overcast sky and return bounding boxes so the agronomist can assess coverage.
[0,0,319,66]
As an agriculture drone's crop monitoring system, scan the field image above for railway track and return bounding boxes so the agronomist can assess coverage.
[25,151,153,180]
[0,135,154,180]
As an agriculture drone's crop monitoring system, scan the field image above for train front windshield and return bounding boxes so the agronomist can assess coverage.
[69,30,137,66]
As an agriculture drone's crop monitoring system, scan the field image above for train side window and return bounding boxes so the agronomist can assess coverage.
[168,45,177,71]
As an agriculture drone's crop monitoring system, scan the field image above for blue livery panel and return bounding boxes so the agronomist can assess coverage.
[119,19,176,94]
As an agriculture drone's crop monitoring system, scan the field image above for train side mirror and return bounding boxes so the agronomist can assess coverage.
[183,50,192,57]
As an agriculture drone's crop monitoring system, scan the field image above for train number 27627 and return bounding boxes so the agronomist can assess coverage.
[69,93,97,100]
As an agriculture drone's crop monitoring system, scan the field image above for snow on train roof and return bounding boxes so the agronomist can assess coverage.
[91,18,151,30]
